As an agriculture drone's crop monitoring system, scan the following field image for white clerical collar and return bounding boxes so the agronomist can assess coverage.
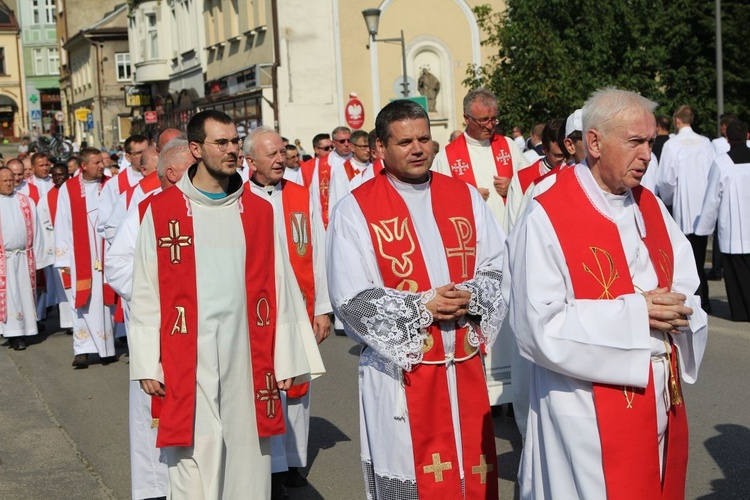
[677,126,694,136]
[464,132,489,147]
[330,150,352,162]
[575,164,646,236]
[351,158,369,169]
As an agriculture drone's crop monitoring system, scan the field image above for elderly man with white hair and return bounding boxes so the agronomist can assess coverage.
[506,88,708,499]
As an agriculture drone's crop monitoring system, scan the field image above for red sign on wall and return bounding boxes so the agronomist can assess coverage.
[345,95,365,130]
[144,110,158,124]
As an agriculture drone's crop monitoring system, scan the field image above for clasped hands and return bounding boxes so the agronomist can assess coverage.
[424,283,472,323]
[643,287,693,334]
[140,377,293,397]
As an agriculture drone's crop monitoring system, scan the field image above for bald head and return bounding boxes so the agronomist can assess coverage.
[0,167,13,195]
[7,159,23,187]
[140,147,159,176]
[157,128,185,152]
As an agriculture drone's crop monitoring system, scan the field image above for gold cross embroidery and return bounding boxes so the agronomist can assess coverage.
[256,372,280,418]
[582,247,619,299]
[471,454,494,484]
[158,220,192,264]
[445,217,475,279]
[423,453,452,482]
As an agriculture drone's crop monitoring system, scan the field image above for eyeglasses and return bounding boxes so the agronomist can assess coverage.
[352,143,369,149]
[334,138,350,144]
[316,145,333,151]
[199,138,243,152]
[129,150,145,156]
[466,114,499,127]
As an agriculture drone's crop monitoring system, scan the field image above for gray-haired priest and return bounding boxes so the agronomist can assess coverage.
[505,88,708,499]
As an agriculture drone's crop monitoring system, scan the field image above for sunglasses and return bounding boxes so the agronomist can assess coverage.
[334,138,350,144]
[316,145,334,151]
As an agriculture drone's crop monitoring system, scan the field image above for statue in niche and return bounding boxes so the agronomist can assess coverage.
[417,67,440,113]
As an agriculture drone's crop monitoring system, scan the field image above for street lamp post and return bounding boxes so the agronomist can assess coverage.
[362,8,409,98]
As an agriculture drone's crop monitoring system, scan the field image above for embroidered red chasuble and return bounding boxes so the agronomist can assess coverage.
[445,133,514,197]
[353,170,498,499]
[149,185,283,447]
[536,168,688,500]
[280,180,315,399]
[0,194,36,323]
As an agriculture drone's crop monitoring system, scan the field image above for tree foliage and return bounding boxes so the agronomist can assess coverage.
[466,0,750,137]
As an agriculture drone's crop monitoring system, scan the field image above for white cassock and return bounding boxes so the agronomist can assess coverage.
[432,132,530,230]
[712,136,729,156]
[328,158,369,211]
[349,163,378,191]
[514,135,526,151]
[695,153,750,252]
[326,174,507,496]
[55,180,115,357]
[129,173,325,499]
[505,158,552,231]
[0,193,49,337]
[282,166,304,186]
[656,126,715,234]
[639,153,660,195]
[506,164,707,499]
[97,167,143,241]
[105,186,168,500]
[249,181,332,472]
[29,176,54,198]
[37,192,72,329]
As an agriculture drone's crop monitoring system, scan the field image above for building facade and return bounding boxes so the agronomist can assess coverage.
[64,4,130,146]
[18,0,60,136]
[0,1,27,139]
[127,0,207,138]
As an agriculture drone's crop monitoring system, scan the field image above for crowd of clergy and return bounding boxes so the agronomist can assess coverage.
[1,83,747,499]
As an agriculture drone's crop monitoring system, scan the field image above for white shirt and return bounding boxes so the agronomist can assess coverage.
[656,126,715,234]
[695,152,750,253]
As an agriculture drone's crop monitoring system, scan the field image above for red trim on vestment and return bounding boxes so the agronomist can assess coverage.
[353,171,497,499]
[536,168,688,499]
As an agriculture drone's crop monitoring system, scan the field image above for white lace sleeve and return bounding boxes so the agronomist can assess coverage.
[455,267,507,349]
[336,287,435,371]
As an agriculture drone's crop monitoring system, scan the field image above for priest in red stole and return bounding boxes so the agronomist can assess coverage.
[505,88,707,499]
[327,100,507,499]
[54,148,116,368]
[244,127,332,491]
[129,110,324,499]
[432,87,529,231]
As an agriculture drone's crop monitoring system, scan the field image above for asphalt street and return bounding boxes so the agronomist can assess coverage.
[0,278,747,499]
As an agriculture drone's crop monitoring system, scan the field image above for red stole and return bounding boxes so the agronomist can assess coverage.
[0,194,36,323]
[353,171,498,499]
[517,159,544,194]
[343,159,365,182]
[445,133,514,194]
[65,176,106,308]
[318,154,332,228]
[25,182,40,203]
[536,168,688,500]
[126,172,161,209]
[149,185,283,447]
[117,169,134,194]
[300,157,316,188]
[47,187,71,289]
[280,180,315,399]
[372,158,384,176]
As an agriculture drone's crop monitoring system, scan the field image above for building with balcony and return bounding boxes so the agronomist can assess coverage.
[17,0,60,135]
[0,1,26,139]
[64,3,130,146]
[126,0,207,137]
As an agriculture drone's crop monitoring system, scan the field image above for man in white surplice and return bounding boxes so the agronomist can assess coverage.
[245,127,332,493]
[506,88,708,499]
[55,149,116,368]
[130,110,324,499]
[327,100,507,499]
[105,140,193,500]
[0,167,50,351]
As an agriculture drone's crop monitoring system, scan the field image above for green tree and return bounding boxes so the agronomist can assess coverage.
[467,1,747,137]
